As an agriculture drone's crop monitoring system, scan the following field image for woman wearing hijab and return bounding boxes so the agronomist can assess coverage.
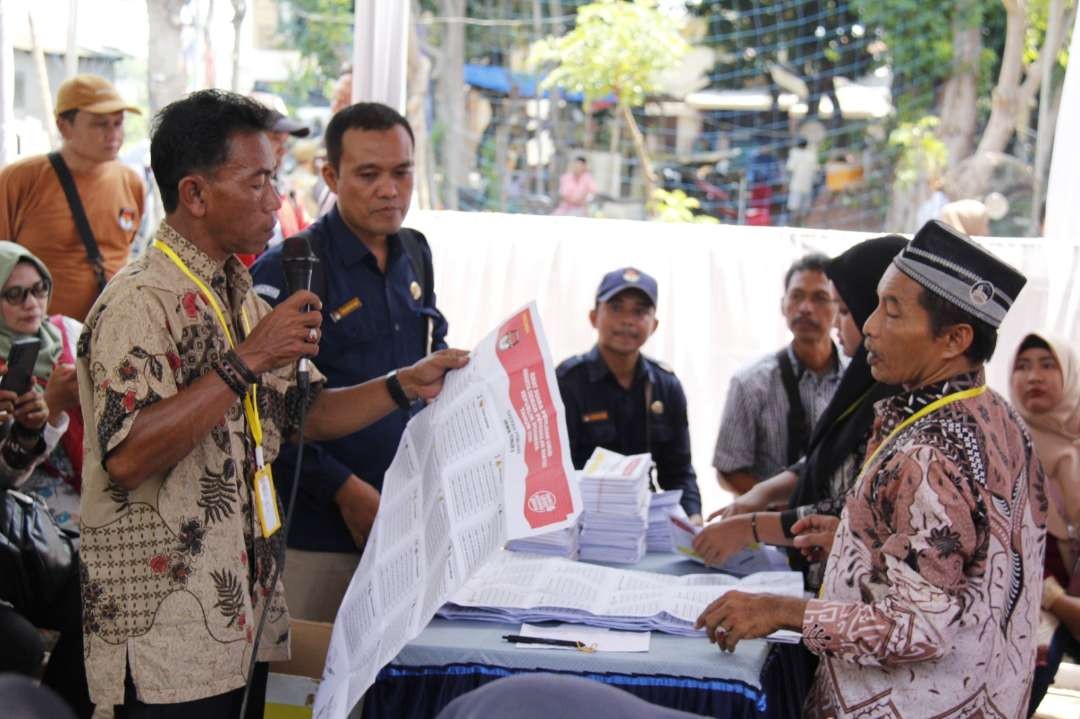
[1009,332,1080,714]
[0,240,90,717]
[0,241,84,529]
[694,235,907,583]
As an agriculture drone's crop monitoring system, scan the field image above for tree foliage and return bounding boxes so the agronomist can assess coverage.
[528,0,689,107]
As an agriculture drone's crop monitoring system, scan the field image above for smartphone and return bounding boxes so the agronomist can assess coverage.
[0,337,41,396]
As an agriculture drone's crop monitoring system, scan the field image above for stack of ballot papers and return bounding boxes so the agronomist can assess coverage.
[505,516,581,558]
[439,551,804,642]
[646,490,684,552]
[578,449,652,563]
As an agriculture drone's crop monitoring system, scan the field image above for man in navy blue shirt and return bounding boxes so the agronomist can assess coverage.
[556,268,701,524]
[251,103,447,621]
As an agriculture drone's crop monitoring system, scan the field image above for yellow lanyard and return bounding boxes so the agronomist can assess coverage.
[152,240,264,452]
[861,384,987,472]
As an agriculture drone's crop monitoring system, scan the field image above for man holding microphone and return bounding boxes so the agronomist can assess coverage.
[75,90,466,717]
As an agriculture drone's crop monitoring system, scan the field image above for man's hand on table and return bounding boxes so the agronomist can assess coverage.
[695,591,807,653]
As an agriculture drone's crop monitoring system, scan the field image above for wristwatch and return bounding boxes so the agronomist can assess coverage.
[385,370,412,411]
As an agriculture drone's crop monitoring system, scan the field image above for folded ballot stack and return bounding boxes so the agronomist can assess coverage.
[646,490,685,552]
[578,449,652,564]
[505,516,581,559]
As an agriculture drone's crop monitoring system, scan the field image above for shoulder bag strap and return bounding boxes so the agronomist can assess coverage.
[46,152,107,292]
[776,348,809,466]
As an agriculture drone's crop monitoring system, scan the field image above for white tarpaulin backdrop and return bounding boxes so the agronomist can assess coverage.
[409,210,1078,515]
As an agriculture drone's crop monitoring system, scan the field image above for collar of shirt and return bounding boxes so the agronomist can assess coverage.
[326,205,403,271]
[786,341,842,379]
[157,222,252,303]
[876,367,986,437]
[584,345,651,385]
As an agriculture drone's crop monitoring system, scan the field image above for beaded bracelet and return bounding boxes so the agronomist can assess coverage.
[224,349,259,385]
[213,358,247,398]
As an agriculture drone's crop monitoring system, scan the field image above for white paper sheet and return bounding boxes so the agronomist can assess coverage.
[517,623,651,653]
[314,303,581,718]
[440,551,804,643]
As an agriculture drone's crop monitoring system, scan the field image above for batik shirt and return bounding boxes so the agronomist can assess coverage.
[803,369,1046,718]
[76,223,322,705]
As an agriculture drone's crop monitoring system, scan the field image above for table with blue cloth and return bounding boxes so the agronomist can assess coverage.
[359,553,810,718]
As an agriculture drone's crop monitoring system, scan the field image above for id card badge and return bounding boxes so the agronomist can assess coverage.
[253,447,281,538]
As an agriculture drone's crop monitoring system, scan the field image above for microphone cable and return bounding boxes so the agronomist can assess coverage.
[239,368,311,718]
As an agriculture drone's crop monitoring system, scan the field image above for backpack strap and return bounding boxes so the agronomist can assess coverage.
[46,152,107,293]
[776,347,809,466]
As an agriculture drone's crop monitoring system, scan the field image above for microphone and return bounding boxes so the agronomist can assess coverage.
[281,235,320,383]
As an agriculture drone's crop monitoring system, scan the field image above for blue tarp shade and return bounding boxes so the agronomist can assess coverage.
[464,64,588,102]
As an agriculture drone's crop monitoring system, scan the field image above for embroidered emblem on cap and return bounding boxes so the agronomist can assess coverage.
[623,269,640,283]
[969,280,994,306]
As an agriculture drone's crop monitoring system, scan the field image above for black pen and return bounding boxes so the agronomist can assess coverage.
[502,634,595,652]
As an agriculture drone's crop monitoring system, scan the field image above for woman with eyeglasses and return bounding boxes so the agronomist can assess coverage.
[0,240,91,717]
[0,241,84,529]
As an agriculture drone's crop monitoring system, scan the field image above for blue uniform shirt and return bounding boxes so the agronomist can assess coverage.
[556,346,701,517]
[250,206,447,552]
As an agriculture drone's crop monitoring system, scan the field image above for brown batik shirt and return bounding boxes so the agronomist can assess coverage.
[76,223,323,705]
[802,369,1047,718]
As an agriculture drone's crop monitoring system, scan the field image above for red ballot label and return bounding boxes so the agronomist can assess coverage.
[495,309,574,529]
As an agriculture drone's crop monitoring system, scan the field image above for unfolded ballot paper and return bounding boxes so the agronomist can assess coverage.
[314,304,581,719]
[439,551,804,641]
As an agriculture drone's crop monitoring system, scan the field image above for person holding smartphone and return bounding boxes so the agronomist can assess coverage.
[0,241,84,529]
[0,239,91,717]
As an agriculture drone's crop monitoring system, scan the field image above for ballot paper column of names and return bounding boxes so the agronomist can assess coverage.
[315,304,581,718]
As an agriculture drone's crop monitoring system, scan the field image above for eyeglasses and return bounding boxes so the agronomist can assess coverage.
[2,281,50,305]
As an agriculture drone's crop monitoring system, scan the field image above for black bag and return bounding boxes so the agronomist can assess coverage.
[0,488,79,620]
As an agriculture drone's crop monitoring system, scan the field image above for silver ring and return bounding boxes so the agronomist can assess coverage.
[308,328,318,341]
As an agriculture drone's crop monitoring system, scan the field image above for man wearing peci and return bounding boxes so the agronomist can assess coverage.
[251,102,448,623]
[75,90,466,716]
[696,221,1045,717]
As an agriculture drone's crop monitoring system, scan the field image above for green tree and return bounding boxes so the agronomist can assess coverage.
[528,0,689,202]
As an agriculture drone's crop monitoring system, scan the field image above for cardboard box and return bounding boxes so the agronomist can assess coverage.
[265,619,333,718]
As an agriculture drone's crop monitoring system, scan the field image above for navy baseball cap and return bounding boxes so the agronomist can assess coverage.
[596,267,658,306]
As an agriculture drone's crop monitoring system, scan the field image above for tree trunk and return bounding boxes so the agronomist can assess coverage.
[147,0,188,116]
[27,10,58,148]
[230,0,246,93]
[618,101,656,205]
[938,11,981,167]
[407,4,434,209]
[438,0,465,210]
[1030,0,1073,234]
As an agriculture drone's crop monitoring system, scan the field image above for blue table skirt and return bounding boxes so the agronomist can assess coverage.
[360,644,814,718]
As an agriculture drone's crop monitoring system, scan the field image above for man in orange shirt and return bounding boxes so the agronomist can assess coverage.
[0,75,144,321]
